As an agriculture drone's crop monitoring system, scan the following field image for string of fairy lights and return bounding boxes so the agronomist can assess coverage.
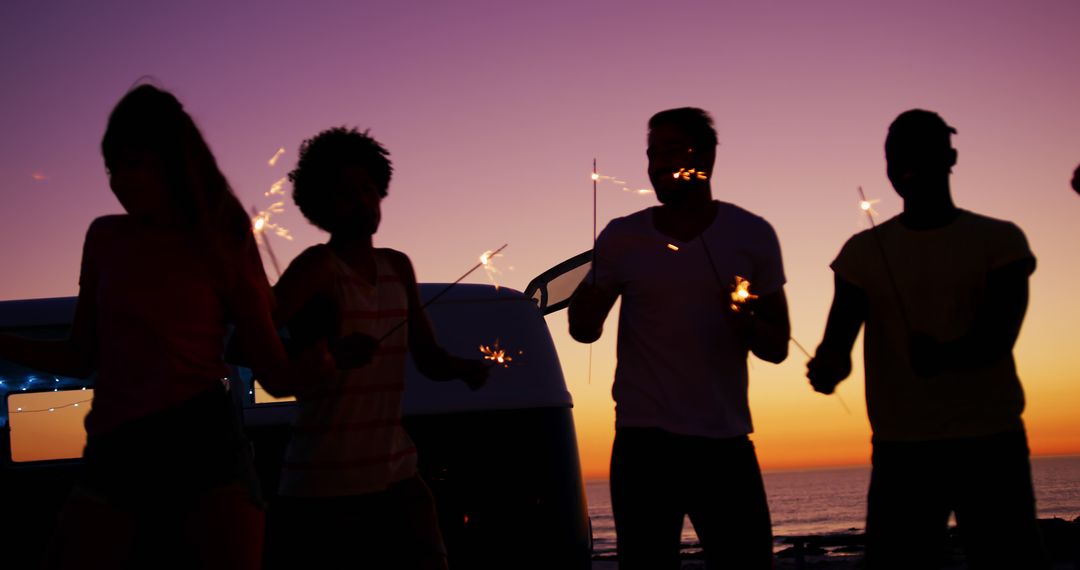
[0,376,92,415]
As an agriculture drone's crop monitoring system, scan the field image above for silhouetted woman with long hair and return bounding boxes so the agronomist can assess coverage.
[0,84,328,569]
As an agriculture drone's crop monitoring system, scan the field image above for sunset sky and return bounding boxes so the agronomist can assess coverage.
[2,0,1079,478]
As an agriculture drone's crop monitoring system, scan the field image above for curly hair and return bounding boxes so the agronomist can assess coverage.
[288,127,393,232]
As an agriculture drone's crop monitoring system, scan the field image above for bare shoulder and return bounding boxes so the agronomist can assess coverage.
[379,248,417,283]
[276,244,338,292]
[288,244,336,271]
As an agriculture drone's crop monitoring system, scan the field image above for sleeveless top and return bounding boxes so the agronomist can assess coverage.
[278,247,418,497]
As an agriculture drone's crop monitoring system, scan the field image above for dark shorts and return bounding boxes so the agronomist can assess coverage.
[610,427,773,570]
[265,474,447,569]
[79,382,261,510]
[866,429,1049,569]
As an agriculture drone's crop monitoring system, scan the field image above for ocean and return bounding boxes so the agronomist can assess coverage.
[585,455,1080,557]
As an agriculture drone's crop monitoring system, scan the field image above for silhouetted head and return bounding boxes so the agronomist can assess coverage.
[1072,163,1080,196]
[885,109,958,200]
[647,107,717,206]
[101,84,249,242]
[289,127,392,236]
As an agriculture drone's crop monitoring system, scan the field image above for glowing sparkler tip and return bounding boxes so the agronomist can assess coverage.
[479,339,516,368]
[666,243,680,252]
[591,173,600,181]
[860,201,872,211]
[672,171,681,179]
[730,276,759,312]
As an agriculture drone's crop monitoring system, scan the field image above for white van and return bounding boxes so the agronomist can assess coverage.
[0,277,592,569]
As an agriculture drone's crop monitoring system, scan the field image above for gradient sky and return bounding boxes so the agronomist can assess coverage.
[2,0,1079,478]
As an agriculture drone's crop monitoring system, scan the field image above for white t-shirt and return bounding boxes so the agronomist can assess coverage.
[589,201,786,439]
[831,210,1035,442]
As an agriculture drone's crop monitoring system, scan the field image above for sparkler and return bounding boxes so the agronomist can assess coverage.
[858,186,910,331]
[478,338,522,368]
[733,276,853,415]
[251,150,295,279]
[378,244,509,342]
[479,248,505,290]
[729,276,759,312]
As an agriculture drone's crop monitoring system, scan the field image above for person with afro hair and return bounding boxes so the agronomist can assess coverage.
[265,126,488,569]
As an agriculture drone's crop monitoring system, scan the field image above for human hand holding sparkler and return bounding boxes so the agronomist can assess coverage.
[806,347,852,395]
[729,276,759,314]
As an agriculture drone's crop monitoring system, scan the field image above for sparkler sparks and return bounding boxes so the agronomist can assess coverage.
[857,186,881,220]
[674,168,708,181]
[479,339,521,368]
[592,171,654,195]
[730,276,758,312]
[266,176,287,197]
[267,147,286,167]
[666,243,680,252]
[31,172,48,182]
[479,248,505,290]
[251,202,293,241]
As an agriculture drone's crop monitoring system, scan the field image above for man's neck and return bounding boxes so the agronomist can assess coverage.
[900,181,959,230]
[653,192,718,242]
[328,232,374,259]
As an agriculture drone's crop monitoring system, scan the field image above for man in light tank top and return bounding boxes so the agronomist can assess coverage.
[264,127,488,570]
[569,108,791,570]
[807,110,1049,569]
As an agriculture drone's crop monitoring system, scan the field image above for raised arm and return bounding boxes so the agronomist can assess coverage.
[229,243,333,398]
[386,250,487,390]
[807,274,868,394]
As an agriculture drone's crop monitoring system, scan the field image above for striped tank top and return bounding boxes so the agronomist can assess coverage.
[279,247,417,497]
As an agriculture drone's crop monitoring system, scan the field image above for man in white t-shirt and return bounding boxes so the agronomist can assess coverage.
[807,110,1049,569]
[569,107,791,570]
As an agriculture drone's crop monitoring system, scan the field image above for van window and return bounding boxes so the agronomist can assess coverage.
[6,388,92,462]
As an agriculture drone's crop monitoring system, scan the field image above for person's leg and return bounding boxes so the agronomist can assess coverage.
[47,486,136,570]
[263,495,337,570]
[384,474,449,570]
[951,430,1049,570]
[685,435,773,570]
[186,482,265,570]
[865,440,951,570]
[610,428,685,570]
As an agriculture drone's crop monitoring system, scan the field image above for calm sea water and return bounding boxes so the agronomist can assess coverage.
[585,455,1080,556]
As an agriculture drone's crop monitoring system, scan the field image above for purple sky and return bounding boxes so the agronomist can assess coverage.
[3,0,1079,471]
